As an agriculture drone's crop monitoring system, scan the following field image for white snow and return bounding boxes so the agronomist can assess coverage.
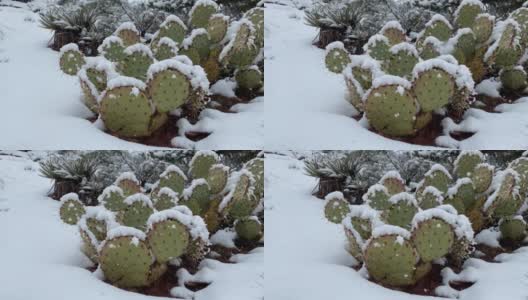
[379,170,404,183]
[60,192,81,204]
[114,171,140,185]
[454,0,486,20]
[114,22,139,35]
[412,205,474,240]
[0,154,262,300]
[474,228,501,248]
[105,76,146,91]
[447,177,474,197]
[59,43,81,56]
[105,225,146,241]
[389,42,419,57]
[182,178,210,200]
[210,228,237,248]
[424,163,452,179]
[123,193,154,207]
[97,185,125,203]
[475,78,502,98]
[156,187,179,199]
[370,224,411,240]
[210,79,237,98]
[160,15,187,31]
[380,21,405,35]
[160,165,187,180]
[147,58,210,92]
[324,41,347,55]
[388,192,418,206]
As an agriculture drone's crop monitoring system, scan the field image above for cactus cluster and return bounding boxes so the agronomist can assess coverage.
[325,0,528,138]
[58,150,264,289]
[323,150,528,288]
[59,0,264,139]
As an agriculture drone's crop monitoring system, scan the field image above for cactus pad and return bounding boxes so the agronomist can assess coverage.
[454,151,484,178]
[122,197,154,231]
[454,1,485,29]
[158,16,187,44]
[59,44,85,76]
[365,84,418,137]
[158,166,187,195]
[323,192,350,224]
[99,233,152,288]
[245,8,264,48]
[79,228,99,263]
[59,197,85,225]
[413,68,456,113]
[79,77,99,113]
[99,37,125,63]
[471,164,493,193]
[235,217,263,241]
[207,14,229,44]
[190,151,220,179]
[364,35,390,61]
[363,184,390,210]
[147,218,190,263]
[207,164,229,194]
[152,188,179,211]
[381,22,407,45]
[189,0,219,29]
[387,45,419,78]
[384,200,418,229]
[510,158,528,195]
[364,234,418,287]
[344,226,363,262]
[235,67,263,90]
[99,186,126,212]
[183,180,211,215]
[423,17,453,42]
[325,43,351,74]
[147,68,191,113]
[499,217,527,242]
[244,158,264,200]
[500,67,527,91]
[417,187,444,210]
[119,46,154,81]
[472,14,494,43]
[412,218,454,262]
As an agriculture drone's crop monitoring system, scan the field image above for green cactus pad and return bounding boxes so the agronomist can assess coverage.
[344,226,363,262]
[363,184,390,210]
[158,165,187,195]
[325,42,351,74]
[207,164,229,194]
[118,45,154,81]
[487,21,523,69]
[350,216,372,240]
[423,16,453,42]
[147,218,190,263]
[99,186,126,212]
[183,179,211,215]
[59,194,85,225]
[79,77,99,113]
[454,1,485,29]
[220,172,259,220]
[115,26,140,47]
[417,186,444,210]
[115,173,141,196]
[413,68,456,113]
[499,216,527,242]
[381,22,407,45]
[100,83,163,138]
[179,47,202,65]
[450,179,476,211]
[235,217,263,241]
[189,29,211,61]
[190,151,220,179]
[79,228,99,263]
[99,37,125,63]
[454,29,477,60]
[323,192,350,224]
[364,233,418,287]
[443,196,466,215]
[364,35,390,61]
[220,21,259,69]
[423,166,452,194]
[343,70,365,112]
[99,231,152,288]
[510,158,528,196]
[153,39,178,61]
[350,65,374,91]
[147,66,191,113]
[244,158,264,200]
[204,195,222,233]
[245,8,264,48]
[386,44,419,78]
[385,199,418,229]
[419,39,441,60]
[472,14,494,43]
[189,0,219,29]
[380,173,406,195]
[454,151,484,178]
[235,67,263,90]
[484,171,523,219]
[122,195,154,231]
[207,14,229,44]
[511,8,528,46]
[412,218,454,262]
[152,188,179,211]
[471,163,494,193]
[365,82,418,137]
[158,15,187,44]
[59,44,85,76]
[500,67,527,91]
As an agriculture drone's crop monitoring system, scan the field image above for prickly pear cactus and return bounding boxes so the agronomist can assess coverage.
[499,216,527,242]
[344,225,364,262]
[152,188,179,211]
[484,170,523,219]
[207,164,229,194]
[386,43,419,77]
[59,44,85,76]
[417,186,444,210]
[152,38,179,61]
[98,36,125,63]
[364,231,419,287]
[364,35,390,61]
[190,151,220,179]
[471,163,494,193]
[99,186,126,212]
[114,22,141,46]
[362,184,390,210]
[79,228,99,263]
[325,42,351,74]
[147,212,191,263]
[235,217,263,241]
[207,14,229,44]
[500,67,527,91]
[412,67,456,113]
[380,21,407,45]
[222,172,259,220]
[380,172,406,195]
[59,193,85,225]
[454,151,484,179]
[99,228,153,288]
[244,157,264,199]
[422,15,453,42]
[118,45,155,81]
[158,165,187,195]
[412,217,455,262]
[235,67,263,90]
[509,158,528,195]
[365,81,418,137]
[183,179,211,215]
[115,172,141,196]
[189,0,219,29]
[472,14,495,43]
[122,194,155,231]
[454,0,485,29]
[423,165,452,194]
[245,7,264,48]
[157,15,187,44]
[384,194,418,229]
[323,192,350,224]
[147,62,191,113]
[450,178,476,211]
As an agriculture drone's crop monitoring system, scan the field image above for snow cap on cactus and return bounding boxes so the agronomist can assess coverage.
[147,207,209,241]
[114,22,140,36]
[388,192,418,206]
[412,58,475,91]
[114,171,141,186]
[483,168,522,211]
[160,165,187,181]
[124,193,154,208]
[324,41,351,74]
[147,59,210,92]
[412,205,474,240]
[160,14,187,31]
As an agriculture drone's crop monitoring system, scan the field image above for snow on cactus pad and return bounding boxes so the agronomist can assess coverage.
[147,210,191,263]
[323,191,350,224]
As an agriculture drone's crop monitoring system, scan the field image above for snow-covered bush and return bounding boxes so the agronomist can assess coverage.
[324,0,528,139]
[322,150,528,292]
[58,1,264,140]
[58,150,264,289]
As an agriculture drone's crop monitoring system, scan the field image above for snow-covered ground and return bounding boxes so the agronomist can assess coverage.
[265,153,528,300]
[0,2,262,150]
[0,154,263,300]
[264,3,528,150]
